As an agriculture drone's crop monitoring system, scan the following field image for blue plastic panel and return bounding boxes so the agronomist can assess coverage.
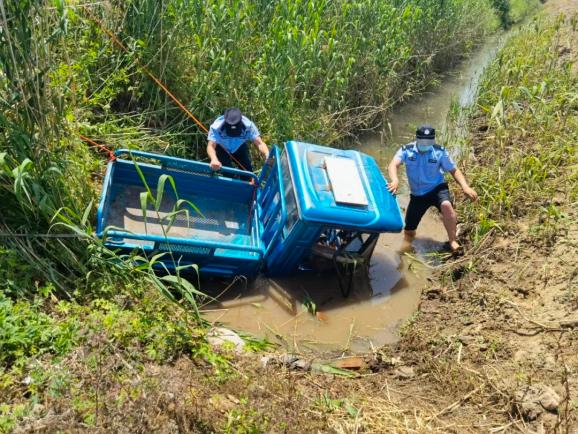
[285,141,403,232]
[96,145,402,279]
[256,146,287,257]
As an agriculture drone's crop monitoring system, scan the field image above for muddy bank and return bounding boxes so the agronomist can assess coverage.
[381,8,578,432]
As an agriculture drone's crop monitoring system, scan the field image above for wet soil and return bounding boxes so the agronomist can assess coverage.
[201,220,437,353]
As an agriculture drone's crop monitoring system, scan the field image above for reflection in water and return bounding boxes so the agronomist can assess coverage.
[203,37,502,354]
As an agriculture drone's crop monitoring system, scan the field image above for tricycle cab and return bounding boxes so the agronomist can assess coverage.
[260,141,403,275]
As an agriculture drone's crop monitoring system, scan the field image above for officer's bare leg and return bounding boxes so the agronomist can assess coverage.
[403,230,416,241]
[399,230,416,252]
[440,201,460,251]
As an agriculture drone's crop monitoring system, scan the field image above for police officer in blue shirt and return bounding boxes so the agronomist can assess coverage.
[387,125,478,253]
[207,107,269,172]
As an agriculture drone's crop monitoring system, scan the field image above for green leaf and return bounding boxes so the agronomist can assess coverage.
[140,191,149,232]
[155,174,170,211]
[160,275,205,298]
[311,362,357,377]
[176,198,204,219]
[491,99,504,125]
[81,201,93,227]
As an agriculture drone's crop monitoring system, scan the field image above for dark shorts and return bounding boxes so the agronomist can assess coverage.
[405,183,452,231]
[216,142,253,173]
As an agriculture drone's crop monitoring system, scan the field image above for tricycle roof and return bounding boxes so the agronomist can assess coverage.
[284,141,403,232]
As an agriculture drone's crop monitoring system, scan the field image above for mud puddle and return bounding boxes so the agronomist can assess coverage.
[203,37,503,353]
[202,211,445,354]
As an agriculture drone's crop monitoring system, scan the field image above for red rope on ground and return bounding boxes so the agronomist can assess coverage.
[79,134,116,161]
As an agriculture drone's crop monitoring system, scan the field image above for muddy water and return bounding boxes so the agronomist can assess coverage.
[203,37,502,353]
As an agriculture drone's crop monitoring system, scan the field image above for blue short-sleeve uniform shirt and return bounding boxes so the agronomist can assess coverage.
[208,115,260,153]
[394,142,456,196]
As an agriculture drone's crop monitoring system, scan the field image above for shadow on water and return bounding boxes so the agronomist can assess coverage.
[202,35,506,354]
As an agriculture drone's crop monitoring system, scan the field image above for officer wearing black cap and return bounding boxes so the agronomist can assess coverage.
[207,107,269,172]
[387,124,478,253]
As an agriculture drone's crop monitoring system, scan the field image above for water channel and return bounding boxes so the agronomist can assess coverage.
[203,35,504,354]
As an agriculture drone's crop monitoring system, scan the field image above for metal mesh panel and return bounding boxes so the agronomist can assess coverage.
[171,212,219,227]
[162,164,212,178]
[157,243,212,255]
[105,185,253,245]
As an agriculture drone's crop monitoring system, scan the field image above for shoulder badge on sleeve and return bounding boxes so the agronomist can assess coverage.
[402,142,416,151]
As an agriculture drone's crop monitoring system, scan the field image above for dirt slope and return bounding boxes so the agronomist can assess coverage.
[544,0,578,16]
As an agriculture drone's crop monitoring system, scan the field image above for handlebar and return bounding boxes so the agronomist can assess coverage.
[114,148,258,183]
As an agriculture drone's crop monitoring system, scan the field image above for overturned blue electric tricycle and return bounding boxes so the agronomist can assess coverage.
[96,140,403,280]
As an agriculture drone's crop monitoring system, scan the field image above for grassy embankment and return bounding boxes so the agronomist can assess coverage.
[458,14,577,246]
[387,10,577,433]
[0,0,544,431]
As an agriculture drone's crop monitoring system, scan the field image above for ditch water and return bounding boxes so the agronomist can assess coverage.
[203,35,504,353]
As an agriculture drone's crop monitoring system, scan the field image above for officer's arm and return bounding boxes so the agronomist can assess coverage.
[207,140,222,171]
[448,168,478,201]
[253,136,269,159]
[387,157,402,194]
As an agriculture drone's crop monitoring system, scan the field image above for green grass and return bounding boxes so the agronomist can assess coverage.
[0,292,77,367]
[0,285,210,430]
[456,13,578,244]
[509,0,542,24]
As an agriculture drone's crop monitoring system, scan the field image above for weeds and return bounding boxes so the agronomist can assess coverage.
[0,292,76,367]
[224,405,270,434]
[458,15,578,243]
[0,285,206,430]
[302,290,317,315]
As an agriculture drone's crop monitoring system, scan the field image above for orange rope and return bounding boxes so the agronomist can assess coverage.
[84,9,257,175]
[84,9,209,134]
[79,134,116,161]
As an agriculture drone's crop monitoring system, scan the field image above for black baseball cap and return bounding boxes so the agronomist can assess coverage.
[224,107,242,124]
[416,124,435,147]
[223,107,244,137]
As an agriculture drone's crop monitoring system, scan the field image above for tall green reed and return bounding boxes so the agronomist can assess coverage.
[86,0,502,151]
[0,1,96,294]
[0,2,202,308]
